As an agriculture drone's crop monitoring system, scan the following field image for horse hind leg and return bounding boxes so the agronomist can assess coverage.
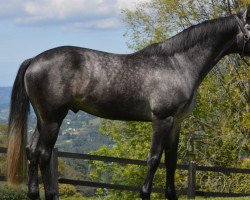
[38,123,60,200]
[26,127,41,200]
[26,105,67,200]
[37,109,68,200]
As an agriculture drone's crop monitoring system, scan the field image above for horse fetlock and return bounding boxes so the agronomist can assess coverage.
[140,190,151,200]
[140,183,152,199]
[26,146,39,162]
[27,187,40,200]
[26,146,33,160]
[165,187,177,200]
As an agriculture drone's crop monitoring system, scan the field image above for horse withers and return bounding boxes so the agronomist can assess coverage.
[7,6,250,200]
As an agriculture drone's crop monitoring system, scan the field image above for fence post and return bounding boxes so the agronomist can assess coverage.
[50,148,59,196]
[187,161,196,199]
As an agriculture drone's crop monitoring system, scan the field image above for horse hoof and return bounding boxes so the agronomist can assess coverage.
[53,195,59,200]
[27,189,40,200]
[45,195,57,200]
[45,190,58,200]
[165,193,178,200]
[140,191,150,200]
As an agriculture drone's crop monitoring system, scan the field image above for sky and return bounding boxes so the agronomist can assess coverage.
[0,0,148,87]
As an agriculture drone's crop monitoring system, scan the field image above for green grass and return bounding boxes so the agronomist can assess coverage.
[80,197,250,200]
[181,197,250,200]
[82,197,250,200]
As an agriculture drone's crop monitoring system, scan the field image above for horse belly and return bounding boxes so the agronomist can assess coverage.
[70,98,152,122]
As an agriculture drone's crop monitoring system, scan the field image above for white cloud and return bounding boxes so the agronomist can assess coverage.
[0,0,25,18]
[0,0,149,30]
[117,0,149,11]
[61,18,121,31]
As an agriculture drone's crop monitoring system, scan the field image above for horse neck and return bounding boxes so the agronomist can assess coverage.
[160,15,239,84]
[180,31,237,84]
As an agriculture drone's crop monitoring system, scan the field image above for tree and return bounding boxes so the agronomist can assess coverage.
[91,1,250,199]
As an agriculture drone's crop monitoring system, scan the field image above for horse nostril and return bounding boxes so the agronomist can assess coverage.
[246,25,250,30]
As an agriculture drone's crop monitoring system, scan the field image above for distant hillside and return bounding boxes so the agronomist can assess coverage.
[0,87,11,123]
[0,87,11,106]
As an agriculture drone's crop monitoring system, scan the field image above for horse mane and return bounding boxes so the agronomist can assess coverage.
[140,15,238,55]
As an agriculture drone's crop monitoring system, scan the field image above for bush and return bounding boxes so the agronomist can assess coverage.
[61,197,85,200]
[59,184,84,199]
[0,183,87,200]
[59,184,78,197]
[0,184,29,200]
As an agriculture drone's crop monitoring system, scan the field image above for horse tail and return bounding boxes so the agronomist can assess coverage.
[7,58,32,184]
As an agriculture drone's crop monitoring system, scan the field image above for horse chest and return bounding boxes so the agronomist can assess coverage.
[176,90,197,120]
[150,73,197,118]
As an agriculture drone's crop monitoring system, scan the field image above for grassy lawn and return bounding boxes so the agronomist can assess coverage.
[190,197,250,200]
[61,197,250,200]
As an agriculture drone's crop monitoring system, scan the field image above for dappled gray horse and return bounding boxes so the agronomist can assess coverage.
[7,6,250,200]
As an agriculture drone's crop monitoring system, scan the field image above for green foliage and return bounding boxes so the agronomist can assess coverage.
[193,198,250,200]
[39,184,84,199]
[122,0,249,50]
[0,184,29,200]
[180,62,250,168]
[0,124,8,148]
[61,197,85,200]
[0,124,7,133]
[59,184,83,198]
[81,197,250,200]
[58,158,85,180]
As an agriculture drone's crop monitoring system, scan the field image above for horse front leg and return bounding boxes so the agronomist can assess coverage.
[165,127,180,200]
[140,116,174,200]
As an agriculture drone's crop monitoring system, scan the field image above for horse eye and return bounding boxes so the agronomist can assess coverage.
[246,25,250,30]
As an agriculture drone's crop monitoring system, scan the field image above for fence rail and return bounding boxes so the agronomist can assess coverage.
[1,147,250,199]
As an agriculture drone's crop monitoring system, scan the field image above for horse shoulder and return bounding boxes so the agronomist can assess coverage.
[148,68,197,119]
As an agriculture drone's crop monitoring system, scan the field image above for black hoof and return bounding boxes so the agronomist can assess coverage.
[45,190,57,200]
[27,189,40,200]
[165,193,178,200]
[140,191,150,200]
[53,195,59,200]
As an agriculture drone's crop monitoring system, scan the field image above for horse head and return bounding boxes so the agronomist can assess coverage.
[235,5,250,56]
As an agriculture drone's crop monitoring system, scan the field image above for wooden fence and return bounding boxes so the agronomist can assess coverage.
[1,147,250,199]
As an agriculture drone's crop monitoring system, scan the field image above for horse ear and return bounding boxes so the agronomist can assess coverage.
[243,5,250,22]
[239,8,244,15]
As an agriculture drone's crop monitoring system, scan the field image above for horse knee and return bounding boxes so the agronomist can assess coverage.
[147,155,160,169]
[26,146,38,164]
[38,150,51,167]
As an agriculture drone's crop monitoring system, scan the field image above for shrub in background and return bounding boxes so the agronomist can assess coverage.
[0,183,28,200]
